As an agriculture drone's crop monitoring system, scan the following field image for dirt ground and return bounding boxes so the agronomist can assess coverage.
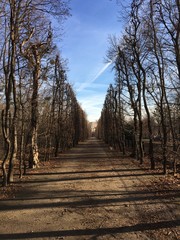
[0,137,179,240]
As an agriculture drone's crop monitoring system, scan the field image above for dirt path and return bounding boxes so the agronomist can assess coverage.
[0,137,179,240]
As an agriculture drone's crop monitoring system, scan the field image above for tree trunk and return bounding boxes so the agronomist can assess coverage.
[7,0,18,183]
[29,45,40,168]
[1,110,11,187]
[29,127,39,168]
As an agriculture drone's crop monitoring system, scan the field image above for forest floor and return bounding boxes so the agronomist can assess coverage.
[0,137,179,240]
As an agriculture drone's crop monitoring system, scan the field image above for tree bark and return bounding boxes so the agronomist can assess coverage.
[29,45,40,168]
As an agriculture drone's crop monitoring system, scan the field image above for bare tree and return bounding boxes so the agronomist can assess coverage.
[0,0,70,184]
[100,0,180,173]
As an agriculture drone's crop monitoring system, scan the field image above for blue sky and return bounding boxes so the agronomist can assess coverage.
[60,0,129,122]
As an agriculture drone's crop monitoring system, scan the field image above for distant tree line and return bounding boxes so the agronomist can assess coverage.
[97,0,180,175]
[0,0,89,186]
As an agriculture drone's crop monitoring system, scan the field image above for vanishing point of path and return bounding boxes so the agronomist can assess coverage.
[0,137,179,240]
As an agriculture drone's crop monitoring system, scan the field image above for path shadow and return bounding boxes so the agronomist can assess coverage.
[0,189,179,211]
[26,168,149,176]
[0,220,179,239]
[14,171,162,185]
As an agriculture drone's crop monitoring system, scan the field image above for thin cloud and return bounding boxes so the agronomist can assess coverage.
[77,60,113,92]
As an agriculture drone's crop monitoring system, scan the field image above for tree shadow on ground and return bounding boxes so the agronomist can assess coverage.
[25,168,150,176]
[12,171,162,185]
[0,188,179,211]
[0,220,179,239]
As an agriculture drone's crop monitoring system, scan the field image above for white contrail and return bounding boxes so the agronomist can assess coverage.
[77,60,113,92]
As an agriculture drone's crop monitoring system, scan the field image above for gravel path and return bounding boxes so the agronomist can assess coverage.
[0,137,179,240]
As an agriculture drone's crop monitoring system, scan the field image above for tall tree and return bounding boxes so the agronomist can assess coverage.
[0,0,70,184]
